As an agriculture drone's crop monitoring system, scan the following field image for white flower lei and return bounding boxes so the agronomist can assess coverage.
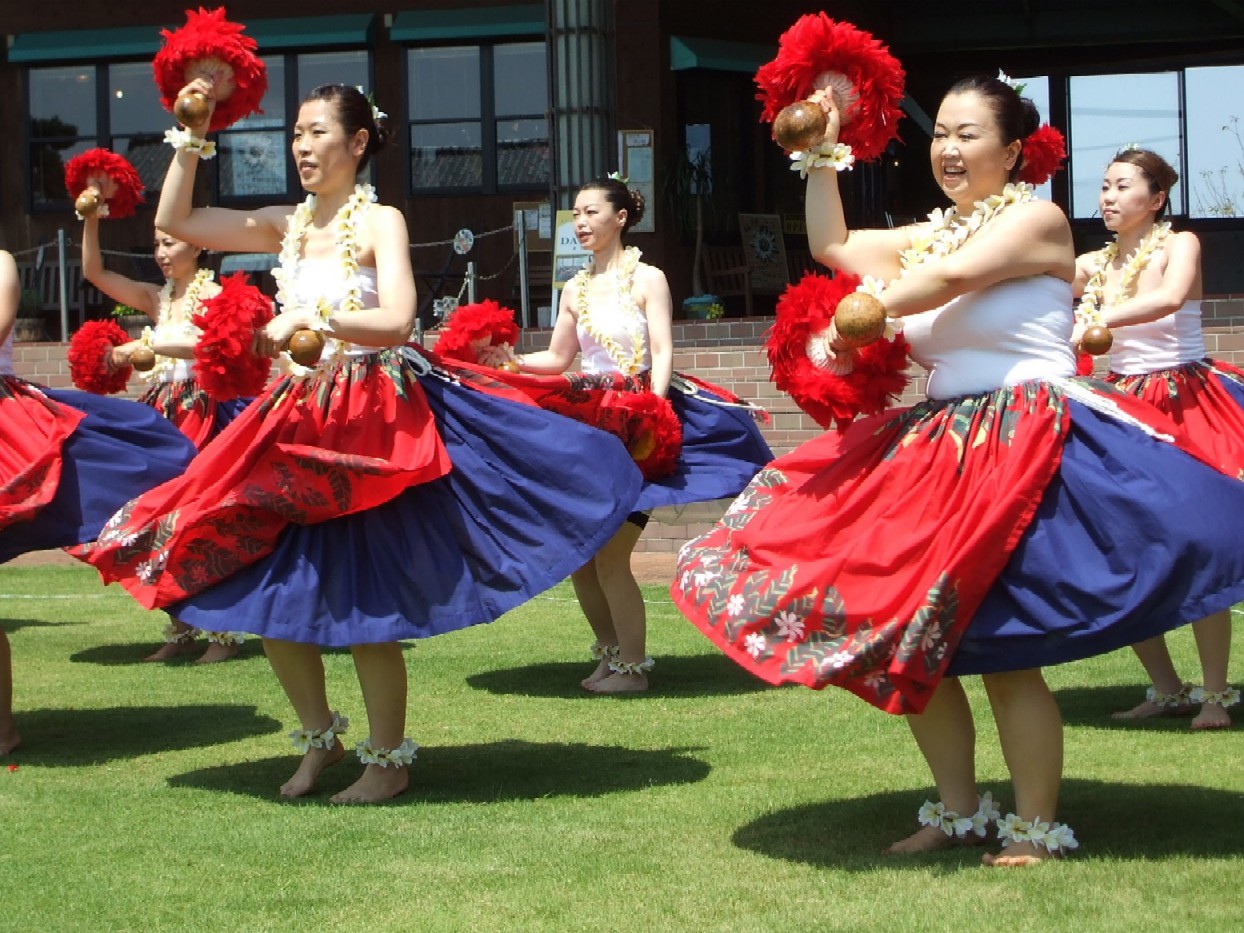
[142,267,213,383]
[1074,221,1171,328]
[272,183,376,370]
[574,245,648,377]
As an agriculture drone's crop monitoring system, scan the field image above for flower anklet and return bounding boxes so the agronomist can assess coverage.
[204,631,246,647]
[356,737,418,768]
[162,623,199,644]
[995,813,1079,855]
[1145,684,1195,709]
[288,711,349,753]
[917,791,1000,839]
[1190,686,1241,708]
[608,656,655,676]
[590,643,619,662]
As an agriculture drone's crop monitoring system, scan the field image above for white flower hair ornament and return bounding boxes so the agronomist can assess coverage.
[355,85,387,123]
[997,69,1027,96]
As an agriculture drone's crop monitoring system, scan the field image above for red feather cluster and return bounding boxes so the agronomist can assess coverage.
[68,320,133,395]
[755,13,905,161]
[153,7,267,132]
[63,149,145,219]
[598,391,683,480]
[1019,124,1067,186]
[434,300,520,364]
[1075,352,1095,377]
[767,272,911,431]
[192,272,274,401]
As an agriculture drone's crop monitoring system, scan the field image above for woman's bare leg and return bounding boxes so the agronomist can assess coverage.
[144,615,199,662]
[584,522,649,694]
[263,638,343,797]
[1190,610,1234,730]
[887,677,980,854]
[1113,636,1193,719]
[981,668,1064,866]
[332,642,410,804]
[571,559,617,686]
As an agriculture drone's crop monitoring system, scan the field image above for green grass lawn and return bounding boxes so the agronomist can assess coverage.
[3,564,1243,931]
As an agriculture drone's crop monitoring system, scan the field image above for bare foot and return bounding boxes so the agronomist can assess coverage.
[0,720,20,756]
[580,657,613,689]
[195,642,240,664]
[279,741,346,798]
[584,670,649,694]
[983,841,1057,866]
[1191,704,1232,730]
[143,638,199,662]
[330,764,409,804]
[885,825,985,855]
[1112,696,1195,720]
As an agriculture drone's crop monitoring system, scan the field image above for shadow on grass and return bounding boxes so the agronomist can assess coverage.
[68,639,266,666]
[170,740,711,804]
[1053,684,1204,730]
[465,653,771,699]
[0,617,74,633]
[734,778,1244,869]
[7,704,281,766]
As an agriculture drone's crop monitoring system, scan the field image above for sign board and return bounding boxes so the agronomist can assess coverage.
[617,129,655,234]
[552,209,592,289]
[739,213,791,293]
[513,200,553,252]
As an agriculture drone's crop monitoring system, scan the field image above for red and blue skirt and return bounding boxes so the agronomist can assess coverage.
[1,375,197,564]
[440,363,772,511]
[1106,358,1244,479]
[137,377,251,449]
[79,347,643,646]
[671,378,1244,714]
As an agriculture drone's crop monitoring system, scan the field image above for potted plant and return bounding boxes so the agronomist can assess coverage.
[111,302,150,339]
[663,147,724,318]
[12,287,48,342]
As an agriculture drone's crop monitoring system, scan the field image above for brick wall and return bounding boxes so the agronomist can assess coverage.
[15,298,1244,553]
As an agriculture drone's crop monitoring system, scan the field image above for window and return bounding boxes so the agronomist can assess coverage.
[26,50,371,211]
[406,41,548,194]
[1186,65,1244,217]
[1068,72,1182,219]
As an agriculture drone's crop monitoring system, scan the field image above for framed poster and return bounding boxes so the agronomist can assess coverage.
[738,213,791,293]
[617,130,655,234]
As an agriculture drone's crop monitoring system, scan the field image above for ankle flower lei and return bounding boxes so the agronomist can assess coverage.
[995,813,1079,854]
[918,791,1000,838]
[143,267,214,383]
[574,245,648,376]
[1075,221,1171,328]
[272,183,375,372]
[289,711,349,753]
[356,737,418,768]
[1190,685,1241,708]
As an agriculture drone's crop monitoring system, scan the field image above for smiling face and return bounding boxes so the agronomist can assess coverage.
[1099,161,1165,234]
[930,91,1022,209]
[291,99,368,193]
[572,187,627,251]
[153,230,200,280]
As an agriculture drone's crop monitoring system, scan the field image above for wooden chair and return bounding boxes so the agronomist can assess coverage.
[701,245,753,316]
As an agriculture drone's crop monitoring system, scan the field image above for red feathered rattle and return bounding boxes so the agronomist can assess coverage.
[756,13,905,160]
[767,272,911,431]
[67,320,134,395]
[64,149,145,220]
[192,271,274,401]
[597,391,683,480]
[435,300,521,370]
[153,7,267,132]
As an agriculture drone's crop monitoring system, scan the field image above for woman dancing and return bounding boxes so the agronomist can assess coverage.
[483,177,772,694]
[1075,147,1243,729]
[79,83,643,803]
[82,213,251,662]
[672,74,1244,864]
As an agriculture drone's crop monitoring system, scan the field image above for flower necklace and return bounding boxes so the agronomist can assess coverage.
[1074,221,1171,327]
[899,182,1037,275]
[143,267,214,382]
[574,245,647,376]
[273,183,375,353]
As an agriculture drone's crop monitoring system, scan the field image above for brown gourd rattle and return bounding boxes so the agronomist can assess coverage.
[1080,325,1113,356]
[130,345,157,372]
[832,291,888,349]
[286,329,326,367]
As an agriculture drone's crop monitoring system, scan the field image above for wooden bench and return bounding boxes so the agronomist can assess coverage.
[701,245,754,316]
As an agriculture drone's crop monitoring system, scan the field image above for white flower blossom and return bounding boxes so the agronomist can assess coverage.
[774,610,805,642]
[726,594,746,617]
[743,632,767,658]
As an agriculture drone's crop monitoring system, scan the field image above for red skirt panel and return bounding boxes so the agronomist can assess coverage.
[137,378,219,449]
[671,382,1068,714]
[81,352,452,607]
[0,376,85,530]
[1107,359,1244,478]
